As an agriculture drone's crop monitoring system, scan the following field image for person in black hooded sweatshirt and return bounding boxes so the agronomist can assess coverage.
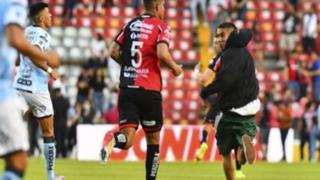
[200,22,260,180]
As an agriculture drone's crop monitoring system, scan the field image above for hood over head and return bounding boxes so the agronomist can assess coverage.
[224,28,253,49]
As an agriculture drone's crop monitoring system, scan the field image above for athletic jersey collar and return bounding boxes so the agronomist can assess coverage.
[141,13,155,18]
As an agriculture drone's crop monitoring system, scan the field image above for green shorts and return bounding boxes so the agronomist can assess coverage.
[215,113,257,155]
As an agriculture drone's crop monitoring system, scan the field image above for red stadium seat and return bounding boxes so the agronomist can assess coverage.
[168,0,178,8]
[257,72,265,81]
[273,1,285,10]
[181,30,192,40]
[50,5,63,16]
[186,50,199,62]
[178,19,191,30]
[111,7,120,16]
[246,10,256,21]
[52,16,62,26]
[316,3,320,11]
[172,90,184,100]
[173,50,182,60]
[260,10,271,20]
[186,111,200,124]
[124,7,134,17]
[167,8,177,18]
[168,20,177,29]
[272,11,285,21]
[182,9,191,18]
[186,90,200,100]
[258,1,270,10]
[247,1,256,10]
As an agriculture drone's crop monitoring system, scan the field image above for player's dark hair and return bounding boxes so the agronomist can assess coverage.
[143,0,161,11]
[29,2,48,22]
[218,22,237,31]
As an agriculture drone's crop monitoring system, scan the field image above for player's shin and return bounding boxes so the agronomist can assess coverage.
[43,136,56,180]
[146,144,160,180]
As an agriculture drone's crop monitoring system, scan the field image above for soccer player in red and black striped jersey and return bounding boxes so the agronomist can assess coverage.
[100,0,182,179]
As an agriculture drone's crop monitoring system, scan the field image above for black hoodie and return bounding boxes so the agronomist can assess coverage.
[200,29,259,112]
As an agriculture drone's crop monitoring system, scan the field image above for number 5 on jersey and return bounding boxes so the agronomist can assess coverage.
[131,41,143,68]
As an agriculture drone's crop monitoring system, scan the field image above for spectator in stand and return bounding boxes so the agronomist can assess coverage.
[52,88,70,158]
[298,59,310,99]
[251,21,264,71]
[302,5,318,53]
[316,104,320,161]
[92,0,109,15]
[277,99,292,161]
[284,48,301,100]
[76,67,91,103]
[67,103,82,157]
[288,0,299,11]
[88,32,108,69]
[257,93,271,160]
[52,74,68,97]
[63,0,79,24]
[310,103,320,162]
[89,69,107,117]
[190,0,208,28]
[104,0,114,7]
[81,99,96,124]
[299,100,315,161]
[301,53,320,103]
[279,3,300,61]
[73,0,93,16]
[27,113,42,156]
[132,0,141,15]
[108,55,120,88]
[103,104,118,124]
[230,0,248,21]
[289,92,303,138]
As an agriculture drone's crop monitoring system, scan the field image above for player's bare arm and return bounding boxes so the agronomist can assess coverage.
[110,41,121,65]
[157,43,182,76]
[46,51,60,68]
[6,24,58,75]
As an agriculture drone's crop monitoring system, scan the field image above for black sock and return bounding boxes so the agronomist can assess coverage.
[5,166,24,178]
[146,145,160,180]
[201,130,208,144]
[43,136,55,143]
[235,159,241,170]
[114,132,127,149]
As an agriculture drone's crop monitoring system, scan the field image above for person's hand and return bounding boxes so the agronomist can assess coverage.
[50,68,60,80]
[172,64,183,77]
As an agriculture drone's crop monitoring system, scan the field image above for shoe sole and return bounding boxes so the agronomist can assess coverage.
[242,135,255,164]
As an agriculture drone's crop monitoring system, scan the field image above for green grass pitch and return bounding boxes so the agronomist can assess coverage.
[1,158,319,180]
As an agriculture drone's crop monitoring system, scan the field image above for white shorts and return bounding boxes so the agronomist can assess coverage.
[17,90,54,118]
[0,97,29,157]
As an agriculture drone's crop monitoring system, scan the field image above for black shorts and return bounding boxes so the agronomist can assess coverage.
[118,88,163,132]
[204,95,219,123]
